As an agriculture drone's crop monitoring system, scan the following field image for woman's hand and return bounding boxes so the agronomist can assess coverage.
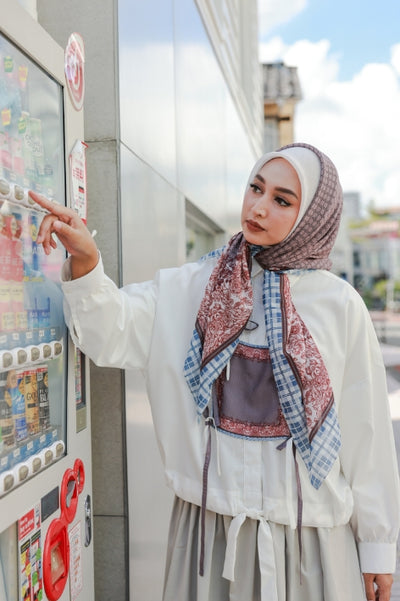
[363,573,393,601]
[31,191,99,280]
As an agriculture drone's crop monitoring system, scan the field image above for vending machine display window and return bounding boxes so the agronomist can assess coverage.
[0,32,67,495]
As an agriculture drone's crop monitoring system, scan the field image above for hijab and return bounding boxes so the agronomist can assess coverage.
[251,142,343,270]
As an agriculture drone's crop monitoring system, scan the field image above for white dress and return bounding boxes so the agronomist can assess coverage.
[61,254,400,601]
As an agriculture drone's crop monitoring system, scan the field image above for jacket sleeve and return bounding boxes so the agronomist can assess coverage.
[338,289,400,574]
[61,255,158,370]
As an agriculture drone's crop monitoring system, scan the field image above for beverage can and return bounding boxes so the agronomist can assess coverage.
[25,368,39,435]
[37,365,49,431]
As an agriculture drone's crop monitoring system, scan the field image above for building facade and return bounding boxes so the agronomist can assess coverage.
[351,220,400,298]
[262,61,302,152]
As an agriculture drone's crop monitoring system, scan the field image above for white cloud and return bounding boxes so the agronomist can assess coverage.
[258,0,307,39]
[260,37,400,209]
[391,44,400,75]
[259,36,287,63]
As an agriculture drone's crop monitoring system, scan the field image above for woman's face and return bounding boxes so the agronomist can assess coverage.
[241,158,301,246]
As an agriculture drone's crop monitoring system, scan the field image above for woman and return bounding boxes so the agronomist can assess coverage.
[33,142,400,601]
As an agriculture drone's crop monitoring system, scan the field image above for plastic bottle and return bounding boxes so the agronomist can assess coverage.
[0,213,13,337]
[0,131,11,181]
[37,297,50,343]
[21,112,35,190]
[29,118,45,193]
[29,212,39,273]
[26,298,39,345]
[10,136,24,186]
[9,212,26,332]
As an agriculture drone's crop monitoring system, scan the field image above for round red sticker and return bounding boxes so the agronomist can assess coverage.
[65,33,85,111]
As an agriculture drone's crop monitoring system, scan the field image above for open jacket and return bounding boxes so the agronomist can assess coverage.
[61,252,400,574]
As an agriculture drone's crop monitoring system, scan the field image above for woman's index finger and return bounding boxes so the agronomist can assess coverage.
[29,191,68,216]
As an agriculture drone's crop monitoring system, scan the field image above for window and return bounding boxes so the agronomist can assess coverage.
[185,198,224,261]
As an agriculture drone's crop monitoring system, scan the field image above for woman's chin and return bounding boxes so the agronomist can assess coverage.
[242,230,268,246]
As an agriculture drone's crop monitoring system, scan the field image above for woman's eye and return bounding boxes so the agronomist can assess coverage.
[249,183,261,193]
[276,196,290,207]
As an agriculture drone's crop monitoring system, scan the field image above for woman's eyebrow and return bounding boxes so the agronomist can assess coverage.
[254,173,299,199]
[276,186,299,199]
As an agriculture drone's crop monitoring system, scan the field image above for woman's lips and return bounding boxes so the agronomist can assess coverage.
[246,219,265,232]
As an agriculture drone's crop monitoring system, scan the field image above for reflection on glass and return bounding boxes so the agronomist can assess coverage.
[118,0,176,184]
[185,198,224,261]
[0,32,67,496]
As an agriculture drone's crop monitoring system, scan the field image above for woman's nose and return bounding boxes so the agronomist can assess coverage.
[253,198,267,218]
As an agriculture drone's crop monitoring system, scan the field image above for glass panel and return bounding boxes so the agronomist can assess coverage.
[120,146,184,283]
[0,33,67,495]
[118,0,176,185]
[174,0,226,220]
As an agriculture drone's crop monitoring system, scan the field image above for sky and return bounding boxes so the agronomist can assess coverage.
[258,0,400,211]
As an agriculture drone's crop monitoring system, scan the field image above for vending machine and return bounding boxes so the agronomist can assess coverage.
[0,3,94,600]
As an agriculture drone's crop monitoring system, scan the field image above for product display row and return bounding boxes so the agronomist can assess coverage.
[1,41,63,201]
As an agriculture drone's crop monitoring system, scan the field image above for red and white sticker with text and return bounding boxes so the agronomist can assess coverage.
[69,140,88,223]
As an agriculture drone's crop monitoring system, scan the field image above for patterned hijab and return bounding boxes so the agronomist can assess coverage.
[251,142,343,270]
[184,143,343,489]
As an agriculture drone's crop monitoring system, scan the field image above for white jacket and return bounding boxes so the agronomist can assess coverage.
[61,253,400,574]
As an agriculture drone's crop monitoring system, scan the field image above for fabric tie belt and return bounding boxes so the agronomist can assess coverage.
[223,512,279,601]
